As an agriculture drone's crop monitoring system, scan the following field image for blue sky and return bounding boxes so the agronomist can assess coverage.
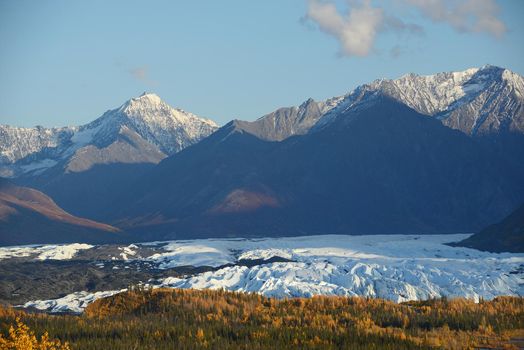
[1,0,523,127]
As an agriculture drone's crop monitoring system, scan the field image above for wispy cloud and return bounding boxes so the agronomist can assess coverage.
[406,0,506,37]
[390,45,404,58]
[128,65,158,86]
[129,66,149,82]
[305,0,507,58]
[383,15,424,36]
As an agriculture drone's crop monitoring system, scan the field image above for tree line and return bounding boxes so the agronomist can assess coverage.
[0,287,523,349]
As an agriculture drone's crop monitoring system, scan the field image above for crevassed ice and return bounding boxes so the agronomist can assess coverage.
[21,234,524,313]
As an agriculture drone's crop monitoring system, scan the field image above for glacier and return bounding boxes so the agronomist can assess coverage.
[20,234,524,313]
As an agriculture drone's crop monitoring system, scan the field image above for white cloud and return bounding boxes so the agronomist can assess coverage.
[305,0,507,58]
[406,0,506,37]
[306,0,384,57]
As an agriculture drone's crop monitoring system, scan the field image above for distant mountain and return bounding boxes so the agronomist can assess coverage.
[234,96,344,141]
[0,93,218,177]
[0,93,218,218]
[453,203,524,253]
[0,179,123,246]
[2,66,523,239]
[109,95,524,239]
[241,65,523,141]
[344,65,524,135]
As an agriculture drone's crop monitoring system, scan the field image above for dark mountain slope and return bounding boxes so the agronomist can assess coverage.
[454,203,524,253]
[5,93,217,219]
[5,67,523,225]
[15,124,161,219]
[0,179,125,246]
[17,162,157,220]
[268,98,524,234]
[110,122,281,237]
[109,96,524,239]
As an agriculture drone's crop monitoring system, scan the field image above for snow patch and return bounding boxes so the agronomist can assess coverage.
[149,243,234,268]
[0,243,93,261]
[19,159,58,174]
[118,244,138,260]
[23,289,125,314]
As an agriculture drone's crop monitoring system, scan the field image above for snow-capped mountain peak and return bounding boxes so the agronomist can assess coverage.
[363,66,486,115]
[115,93,217,129]
[110,93,218,154]
[137,91,162,102]
[119,92,168,114]
[312,65,524,135]
[0,93,219,177]
[2,66,522,177]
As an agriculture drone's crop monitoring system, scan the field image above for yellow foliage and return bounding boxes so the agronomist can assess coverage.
[195,328,205,341]
[1,290,523,349]
[0,318,70,350]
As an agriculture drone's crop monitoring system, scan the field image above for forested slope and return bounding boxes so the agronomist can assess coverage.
[1,288,523,349]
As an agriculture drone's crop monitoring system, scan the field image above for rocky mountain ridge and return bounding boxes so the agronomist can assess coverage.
[241,65,524,141]
[0,93,218,177]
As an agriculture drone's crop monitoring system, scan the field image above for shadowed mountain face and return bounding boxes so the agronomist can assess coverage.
[0,179,125,246]
[2,66,523,224]
[1,67,523,244]
[109,96,524,240]
[17,162,157,220]
[2,93,218,218]
[454,203,524,253]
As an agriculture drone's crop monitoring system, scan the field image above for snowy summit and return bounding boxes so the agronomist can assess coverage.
[0,93,218,177]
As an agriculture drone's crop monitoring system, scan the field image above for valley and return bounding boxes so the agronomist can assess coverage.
[2,2,524,348]
[1,66,523,329]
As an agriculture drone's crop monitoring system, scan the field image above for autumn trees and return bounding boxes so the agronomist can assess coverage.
[0,289,523,349]
[0,318,70,350]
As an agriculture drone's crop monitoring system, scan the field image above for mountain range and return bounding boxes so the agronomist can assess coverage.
[229,64,524,141]
[109,95,524,239]
[1,65,523,248]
